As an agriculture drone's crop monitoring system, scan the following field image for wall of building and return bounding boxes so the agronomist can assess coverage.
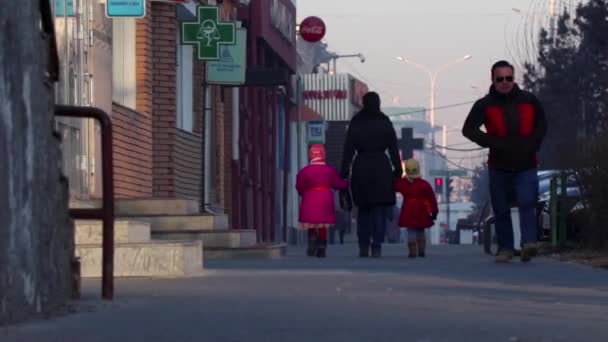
[302,74,352,121]
[220,88,235,218]
[232,0,296,242]
[173,130,202,200]
[112,103,154,198]
[325,121,349,170]
[148,2,204,200]
[0,0,73,324]
[151,3,178,197]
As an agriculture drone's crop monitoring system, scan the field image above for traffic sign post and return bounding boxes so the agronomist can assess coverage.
[433,177,444,194]
[429,169,467,234]
[181,6,236,61]
[429,169,467,177]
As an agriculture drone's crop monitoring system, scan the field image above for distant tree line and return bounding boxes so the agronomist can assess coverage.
[523,0,608,169]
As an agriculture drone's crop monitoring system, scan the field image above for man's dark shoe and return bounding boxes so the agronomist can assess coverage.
[495,249,514,263]
[371,247,381,258]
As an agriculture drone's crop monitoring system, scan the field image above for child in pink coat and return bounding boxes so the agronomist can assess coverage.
[296,144,349,257]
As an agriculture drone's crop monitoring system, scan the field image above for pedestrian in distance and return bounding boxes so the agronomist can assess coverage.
[394,159,439,258]
[385,204,402,244]
[340,91,403,258]
[462,60,547,263]
[333,205,350,245]
[297,144,350,258]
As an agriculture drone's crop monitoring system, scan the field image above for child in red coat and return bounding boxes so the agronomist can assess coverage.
[394,159,439,258]
[296,144,349,258]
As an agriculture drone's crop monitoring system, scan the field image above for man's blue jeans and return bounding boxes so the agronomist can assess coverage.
[489,167,538,251]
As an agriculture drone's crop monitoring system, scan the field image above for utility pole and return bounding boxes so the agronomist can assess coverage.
[446,177,452,238]
[549,0,558,45]
[328,53,365,74]
[395,55,472,147]
[442,125,447,155]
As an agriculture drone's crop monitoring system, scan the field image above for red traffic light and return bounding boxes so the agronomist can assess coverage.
[434,177,443,187]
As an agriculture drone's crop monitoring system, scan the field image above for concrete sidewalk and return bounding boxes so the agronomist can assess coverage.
[3,244,608,342]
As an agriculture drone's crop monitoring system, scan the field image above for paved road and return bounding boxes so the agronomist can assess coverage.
[3,244,608,342]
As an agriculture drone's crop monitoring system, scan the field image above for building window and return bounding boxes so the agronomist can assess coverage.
[112,18,136,109]
[176,28,194,132]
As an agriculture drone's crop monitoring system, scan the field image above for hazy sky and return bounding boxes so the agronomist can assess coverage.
[297,0,579,168]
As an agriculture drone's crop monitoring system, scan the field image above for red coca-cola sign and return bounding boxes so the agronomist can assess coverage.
[299,16,326,43]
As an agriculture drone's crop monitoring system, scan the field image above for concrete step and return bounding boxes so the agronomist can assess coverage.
[75,220,150,245]
[152,229,257,248]
[69,199,98,209]
[114,198,201,216]
[203,243,287,260]
[76,240,203,278]
[122,214,228,232]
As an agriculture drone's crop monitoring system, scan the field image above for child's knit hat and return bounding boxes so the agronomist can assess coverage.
[405,159,421,179]
[309,144,326,163]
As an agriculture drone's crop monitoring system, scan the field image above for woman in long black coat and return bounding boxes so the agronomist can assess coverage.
[340,92,403,257]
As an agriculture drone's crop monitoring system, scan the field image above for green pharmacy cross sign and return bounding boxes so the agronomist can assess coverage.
[182,6,236,61]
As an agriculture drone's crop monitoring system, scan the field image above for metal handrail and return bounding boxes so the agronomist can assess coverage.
[55,105,114,300]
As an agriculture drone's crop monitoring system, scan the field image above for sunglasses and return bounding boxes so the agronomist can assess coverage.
[495,76,514,83]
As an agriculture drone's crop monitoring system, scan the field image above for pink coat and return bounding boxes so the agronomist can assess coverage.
[296,164,349,225]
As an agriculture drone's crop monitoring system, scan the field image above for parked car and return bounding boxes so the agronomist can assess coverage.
[478,170,581,255]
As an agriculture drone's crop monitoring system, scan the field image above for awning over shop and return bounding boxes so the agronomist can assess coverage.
[289,104,323,122]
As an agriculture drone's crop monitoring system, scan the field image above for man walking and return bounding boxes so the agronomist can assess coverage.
[462,60,547,263]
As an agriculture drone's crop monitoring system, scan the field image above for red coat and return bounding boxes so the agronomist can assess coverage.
[296,164,349,225]
[394,178,439,229]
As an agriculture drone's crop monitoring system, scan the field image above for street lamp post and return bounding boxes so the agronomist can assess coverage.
[329,53,366,74]
[395,55,472,146]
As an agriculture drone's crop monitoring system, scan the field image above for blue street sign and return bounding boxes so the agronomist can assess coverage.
[54,0,75,17]
[106,0,146,18]
[307,121,325,144]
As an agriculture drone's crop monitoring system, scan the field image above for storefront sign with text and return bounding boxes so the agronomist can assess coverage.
[303,90,348,100]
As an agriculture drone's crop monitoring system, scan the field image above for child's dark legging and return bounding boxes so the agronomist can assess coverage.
[407,229,425,242]
[308,228,328,241]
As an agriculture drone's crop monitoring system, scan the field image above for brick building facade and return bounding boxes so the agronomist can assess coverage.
[111,0,213,201]
[107,0,297,244]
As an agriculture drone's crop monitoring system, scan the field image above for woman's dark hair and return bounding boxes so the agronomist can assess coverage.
[362,91,381,113]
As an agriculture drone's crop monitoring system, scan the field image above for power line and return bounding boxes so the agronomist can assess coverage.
[365,78,480,95]
[428,143,485,152]
[425,149,488,160]
[310,10,525,19]
[341,58,378,90]
[422,144,489,169]
[448,141,477,147]
[385,100,477,117]
[424,150,479,173]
